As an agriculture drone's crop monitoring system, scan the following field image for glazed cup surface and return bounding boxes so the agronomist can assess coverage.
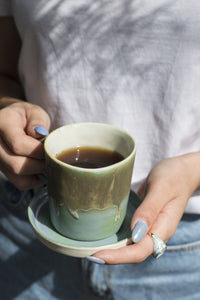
[44,122,136,241]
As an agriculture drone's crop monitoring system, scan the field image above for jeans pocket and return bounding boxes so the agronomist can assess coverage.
[167,240,200,252]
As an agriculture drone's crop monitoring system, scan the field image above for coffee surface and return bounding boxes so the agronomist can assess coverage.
[56,146,124,168]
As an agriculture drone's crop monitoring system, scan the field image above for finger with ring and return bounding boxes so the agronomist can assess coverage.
[148,232,167,259]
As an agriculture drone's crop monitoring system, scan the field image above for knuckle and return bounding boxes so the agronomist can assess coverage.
[30,106,50,128]
[31,104,42,113]
[9,159,22,175]
[10,140,23,155]
[148,205,160,221]
[134,245,149,263]
[32,104,47,117]
[137,205,159,228]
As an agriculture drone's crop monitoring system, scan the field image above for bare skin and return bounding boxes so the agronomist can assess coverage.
[1,16,200,264]
[0,17,50,190]
[0,100,50,189]
[93,153,200,264]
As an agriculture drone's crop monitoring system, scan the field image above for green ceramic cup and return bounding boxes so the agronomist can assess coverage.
[44,122,136,241]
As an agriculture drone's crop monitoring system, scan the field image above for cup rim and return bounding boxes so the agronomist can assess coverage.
[44,122,136,171]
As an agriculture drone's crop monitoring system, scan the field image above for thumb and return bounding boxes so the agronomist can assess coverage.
[25,104,51,138]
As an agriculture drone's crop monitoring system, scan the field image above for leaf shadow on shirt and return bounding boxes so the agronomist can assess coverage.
[34,0,185,100]
[0,0,191,299]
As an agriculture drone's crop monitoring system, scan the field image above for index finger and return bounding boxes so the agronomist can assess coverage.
[92,194,185,265]
[92,235,154,265]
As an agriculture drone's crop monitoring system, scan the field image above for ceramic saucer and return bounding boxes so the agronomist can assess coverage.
[28,190,141,258]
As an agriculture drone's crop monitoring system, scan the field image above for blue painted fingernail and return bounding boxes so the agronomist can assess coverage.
[132,220,148,243]
[86,256,105,265]
[35,126,48,136]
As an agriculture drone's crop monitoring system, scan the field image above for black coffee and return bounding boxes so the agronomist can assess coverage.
[56,146,124,169]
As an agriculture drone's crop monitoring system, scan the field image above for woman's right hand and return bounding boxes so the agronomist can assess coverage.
[0,98,51,190]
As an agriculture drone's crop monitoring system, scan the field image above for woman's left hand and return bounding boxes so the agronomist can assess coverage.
[90,152,200,264]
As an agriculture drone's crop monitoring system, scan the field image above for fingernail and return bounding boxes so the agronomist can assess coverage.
[132,220,148,243]
[86,256,105,265]
[35,126,48,136]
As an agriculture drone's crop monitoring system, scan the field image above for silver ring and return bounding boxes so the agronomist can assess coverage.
[149,232,167,259]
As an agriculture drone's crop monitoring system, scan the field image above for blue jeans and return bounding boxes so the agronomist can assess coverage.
[0,180,97,300]
[82,213,200,299]
[0,179,200,299]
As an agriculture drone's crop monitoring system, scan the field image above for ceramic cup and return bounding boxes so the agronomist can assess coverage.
[44,122,136,241]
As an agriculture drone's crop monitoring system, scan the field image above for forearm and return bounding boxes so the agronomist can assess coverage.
[0,74,25,109]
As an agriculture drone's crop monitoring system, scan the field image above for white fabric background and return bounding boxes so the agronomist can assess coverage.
[1,0,200,213]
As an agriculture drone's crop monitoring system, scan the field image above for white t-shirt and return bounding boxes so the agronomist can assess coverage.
[1,0,200,213]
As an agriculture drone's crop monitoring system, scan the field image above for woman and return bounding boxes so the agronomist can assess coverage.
[1,1,200,299]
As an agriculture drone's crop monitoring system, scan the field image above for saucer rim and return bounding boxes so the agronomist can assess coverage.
[28,191,140,257]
